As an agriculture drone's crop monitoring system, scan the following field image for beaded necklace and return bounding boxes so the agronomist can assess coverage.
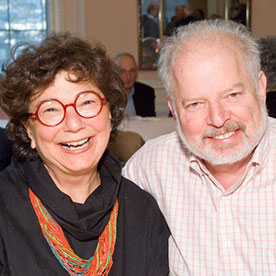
[29,188,118,276]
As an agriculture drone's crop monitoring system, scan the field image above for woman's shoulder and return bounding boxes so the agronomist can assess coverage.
[118,176,162,214]
[0,160,26,195]
[118,176,170,240]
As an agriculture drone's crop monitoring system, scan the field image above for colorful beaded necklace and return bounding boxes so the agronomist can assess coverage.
[29,188,118,276]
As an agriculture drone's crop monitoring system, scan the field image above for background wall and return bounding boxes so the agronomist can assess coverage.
[251,0,276,38]
[61,0,276,62]
[2,0,275,119]
[85,0,139,59]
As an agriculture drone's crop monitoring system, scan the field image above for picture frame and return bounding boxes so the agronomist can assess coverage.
[138,0,251,70]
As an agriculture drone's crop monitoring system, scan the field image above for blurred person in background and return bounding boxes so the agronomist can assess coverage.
[257,35,276,118]
[142,1,160,38]
[114,52,156,117]
[165,5,185,36]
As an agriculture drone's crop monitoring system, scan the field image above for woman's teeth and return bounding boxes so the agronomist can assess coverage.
[61,138,90,150]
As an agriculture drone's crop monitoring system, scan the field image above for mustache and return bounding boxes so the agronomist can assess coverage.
[202,121,246,138]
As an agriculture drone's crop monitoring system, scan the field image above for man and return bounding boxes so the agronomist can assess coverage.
[123,19,276,275]
[114,53,156,117]
[257,36,276,118]
[142,1,159,38]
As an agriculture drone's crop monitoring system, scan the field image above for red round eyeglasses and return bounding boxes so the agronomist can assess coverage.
[28,91,107,127]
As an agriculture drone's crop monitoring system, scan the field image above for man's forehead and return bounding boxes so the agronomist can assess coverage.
[170,37,250,95]
[119,56,137,69]
[173,34,241,70]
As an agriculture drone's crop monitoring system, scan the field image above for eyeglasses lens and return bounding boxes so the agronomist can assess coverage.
[76,92,102,117]
[38,100,64,126]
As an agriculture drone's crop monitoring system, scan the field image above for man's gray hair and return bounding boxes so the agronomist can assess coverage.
[114,52,137,66]
[158,19,260,99]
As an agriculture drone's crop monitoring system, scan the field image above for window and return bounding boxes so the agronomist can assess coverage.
[0,0,48,66]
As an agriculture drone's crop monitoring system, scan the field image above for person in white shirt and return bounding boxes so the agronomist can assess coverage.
[122,19,276,275]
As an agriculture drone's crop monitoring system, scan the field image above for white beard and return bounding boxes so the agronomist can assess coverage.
[175,99,268,165]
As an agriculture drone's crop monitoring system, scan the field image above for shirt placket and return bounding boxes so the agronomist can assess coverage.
[216,163,259,275]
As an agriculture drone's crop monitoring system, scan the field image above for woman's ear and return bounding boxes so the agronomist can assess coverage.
[23,122,36,149]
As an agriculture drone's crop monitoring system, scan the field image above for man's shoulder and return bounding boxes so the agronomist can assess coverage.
[268,117,276,137]
[125,131,184,163]
[257,118,276,160]
[134,81,154,92]
[142,130,179,146]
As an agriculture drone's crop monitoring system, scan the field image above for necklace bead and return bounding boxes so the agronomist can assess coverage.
[29,188,118,276]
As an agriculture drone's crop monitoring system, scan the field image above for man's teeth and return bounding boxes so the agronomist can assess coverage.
[213,131,235,140]
[62,138,90,150]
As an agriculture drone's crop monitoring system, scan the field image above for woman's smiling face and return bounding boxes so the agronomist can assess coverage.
[25,71,111,176]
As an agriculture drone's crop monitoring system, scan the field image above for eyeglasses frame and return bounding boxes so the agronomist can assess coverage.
[29,91,107,127]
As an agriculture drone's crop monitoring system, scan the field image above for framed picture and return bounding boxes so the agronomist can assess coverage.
[138,0,251,70]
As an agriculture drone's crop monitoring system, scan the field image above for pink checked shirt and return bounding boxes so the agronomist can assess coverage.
[123,117,276,275]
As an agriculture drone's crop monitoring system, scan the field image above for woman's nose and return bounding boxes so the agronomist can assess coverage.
[63,105,85,132]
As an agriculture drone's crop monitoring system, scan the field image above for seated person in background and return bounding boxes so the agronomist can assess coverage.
[114,52,156,117]
[257,36,276,118]
[0,127,12,171]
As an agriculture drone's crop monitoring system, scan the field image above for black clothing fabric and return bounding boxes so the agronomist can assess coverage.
[133,82,156,117]
[142,15,159,38]
[175,15,195,28]
[0,128,12,172]
[266,91,276,118]
[0,150,169,275]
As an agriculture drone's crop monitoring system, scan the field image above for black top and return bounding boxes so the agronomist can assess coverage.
[133,82,156,117]
[142,15,159,38]
[266,91,276,119]
[0,150,169,275]
[0,128,12,172]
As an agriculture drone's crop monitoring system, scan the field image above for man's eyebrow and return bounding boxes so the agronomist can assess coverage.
[222,83,245,93]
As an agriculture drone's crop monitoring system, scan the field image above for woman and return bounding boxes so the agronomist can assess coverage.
[0,33,169,275]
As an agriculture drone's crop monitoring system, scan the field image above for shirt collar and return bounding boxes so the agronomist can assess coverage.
[148,14,156,20]
[128,86,135,98]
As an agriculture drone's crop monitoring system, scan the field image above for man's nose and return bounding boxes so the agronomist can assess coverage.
[206,102,230,128]
[125,71,132,79]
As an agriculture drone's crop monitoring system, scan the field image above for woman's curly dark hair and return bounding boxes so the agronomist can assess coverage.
[0,32,127,161]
